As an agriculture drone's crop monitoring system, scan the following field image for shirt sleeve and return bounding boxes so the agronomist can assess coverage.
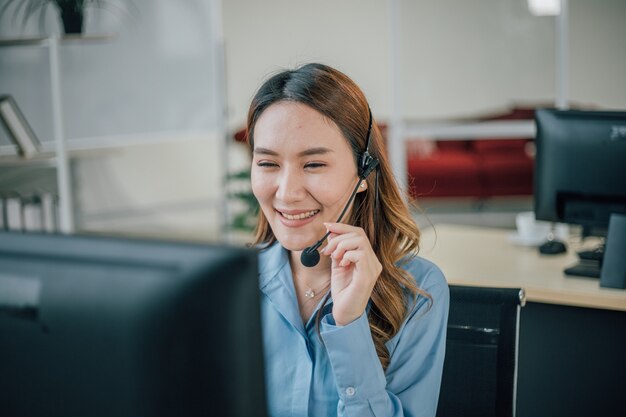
[320,263,449,417]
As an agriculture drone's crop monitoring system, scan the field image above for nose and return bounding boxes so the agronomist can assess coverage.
[275,168,307,204]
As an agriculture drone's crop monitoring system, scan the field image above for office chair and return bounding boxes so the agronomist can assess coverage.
[436,285,525,417]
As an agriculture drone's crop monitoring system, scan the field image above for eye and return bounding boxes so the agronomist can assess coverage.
[304,162,326,169]
[256,161,278,168]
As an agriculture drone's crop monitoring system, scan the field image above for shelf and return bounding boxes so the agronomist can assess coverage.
[0,34,116,47]
[0,153,57,168]
[0,130,220,167]
[0,37,48,47]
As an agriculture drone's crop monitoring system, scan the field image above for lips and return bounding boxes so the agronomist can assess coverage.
[278,209,320,220]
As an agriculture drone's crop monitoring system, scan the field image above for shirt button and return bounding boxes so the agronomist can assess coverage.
[345,387,356,397]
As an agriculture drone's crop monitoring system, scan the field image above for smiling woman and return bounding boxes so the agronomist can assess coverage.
[252,101,362,252]
[246,63,449,417]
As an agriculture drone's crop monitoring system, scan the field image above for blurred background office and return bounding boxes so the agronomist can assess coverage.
[0,0,624,243]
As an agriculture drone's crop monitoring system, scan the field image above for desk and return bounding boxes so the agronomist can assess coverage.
[421,224,626,417]
[420,224,626,311]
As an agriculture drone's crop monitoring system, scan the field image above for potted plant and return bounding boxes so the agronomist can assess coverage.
[226,169,259,233]
[0,0,109,34]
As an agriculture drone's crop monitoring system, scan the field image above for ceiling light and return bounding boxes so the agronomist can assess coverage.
[528,0,561,16]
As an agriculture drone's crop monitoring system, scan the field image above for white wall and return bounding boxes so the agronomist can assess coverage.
[72,138,228,241]
[222,0,391,126]
[397,0,556,119]
[223,0,626,127]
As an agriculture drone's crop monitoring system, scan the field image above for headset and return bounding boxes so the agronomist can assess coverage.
[300,108,380,267]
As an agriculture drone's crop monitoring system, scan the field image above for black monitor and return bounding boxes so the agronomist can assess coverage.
[534,108,626,277]
[0,232,267,417]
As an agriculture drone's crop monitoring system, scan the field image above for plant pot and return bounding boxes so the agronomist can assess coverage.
[52,0,85,35]
[57,3,84,34]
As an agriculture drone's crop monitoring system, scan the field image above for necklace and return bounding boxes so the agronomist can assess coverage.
[294,271,329,301]
[303,283,330,302]
[290,257,330,301]
[304,287,316,299]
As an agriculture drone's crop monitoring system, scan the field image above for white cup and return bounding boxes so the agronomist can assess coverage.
[515,211,551,241]
[553,223,569,241]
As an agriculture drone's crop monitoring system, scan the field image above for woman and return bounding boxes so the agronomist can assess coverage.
[247,63,448,417]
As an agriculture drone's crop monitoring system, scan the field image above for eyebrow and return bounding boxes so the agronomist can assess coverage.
[253,147,334,157]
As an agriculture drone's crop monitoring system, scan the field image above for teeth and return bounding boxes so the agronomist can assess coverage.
[282,210,319,220]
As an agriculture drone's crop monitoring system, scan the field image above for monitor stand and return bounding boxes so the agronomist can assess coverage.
[564,245,604,278]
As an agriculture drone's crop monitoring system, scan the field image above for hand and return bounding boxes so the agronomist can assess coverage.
[321,222,382,326]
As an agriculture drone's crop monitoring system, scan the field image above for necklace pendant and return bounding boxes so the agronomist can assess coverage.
[304,288,315,299]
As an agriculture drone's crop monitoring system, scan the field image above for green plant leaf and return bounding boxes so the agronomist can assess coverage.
[226,170,252,180]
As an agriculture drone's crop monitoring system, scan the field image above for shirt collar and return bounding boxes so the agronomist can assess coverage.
[257,241,290,290]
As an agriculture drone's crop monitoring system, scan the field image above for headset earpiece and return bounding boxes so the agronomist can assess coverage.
[358,108,380,179]
[358,151,379,179]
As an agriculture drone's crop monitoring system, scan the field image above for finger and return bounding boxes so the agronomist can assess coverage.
[322,233,361,256]
[337,251,375,285]
[338,250,381,287]
[339,250,363,267]
[338,249,369,267]
[319,232,338,252]
[328,236,363,261]
[324,222,365,236]
[323,231,355,253]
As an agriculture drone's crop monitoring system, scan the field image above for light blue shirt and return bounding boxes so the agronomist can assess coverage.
[258,242,449,417]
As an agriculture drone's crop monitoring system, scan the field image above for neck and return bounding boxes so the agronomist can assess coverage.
[289,249,331,290]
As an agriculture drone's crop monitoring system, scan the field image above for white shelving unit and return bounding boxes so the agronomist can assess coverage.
[0,36,95,233]
[0,0,230,238]
[0,35,125,233]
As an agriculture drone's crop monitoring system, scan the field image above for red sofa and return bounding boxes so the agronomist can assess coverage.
[404,107,535,199]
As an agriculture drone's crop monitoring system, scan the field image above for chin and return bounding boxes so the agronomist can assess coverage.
[275,235,314,252]
[272,228,320,252]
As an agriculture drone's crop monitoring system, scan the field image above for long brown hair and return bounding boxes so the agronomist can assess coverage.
[246,63,430,370]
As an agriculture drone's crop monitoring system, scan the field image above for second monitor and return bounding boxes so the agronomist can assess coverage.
[534,108,626,278]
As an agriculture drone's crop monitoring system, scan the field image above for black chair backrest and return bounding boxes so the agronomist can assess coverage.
[437,285,525,417]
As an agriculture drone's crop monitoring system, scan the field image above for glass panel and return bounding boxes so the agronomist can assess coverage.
[398,0,557,120]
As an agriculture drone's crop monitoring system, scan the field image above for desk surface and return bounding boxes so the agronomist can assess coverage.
[420,224,626,312]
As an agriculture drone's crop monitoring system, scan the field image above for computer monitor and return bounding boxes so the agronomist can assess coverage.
[0,232,267,417]
[534,108,626,277]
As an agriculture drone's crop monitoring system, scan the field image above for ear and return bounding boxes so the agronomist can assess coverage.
[357,181,368,193]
